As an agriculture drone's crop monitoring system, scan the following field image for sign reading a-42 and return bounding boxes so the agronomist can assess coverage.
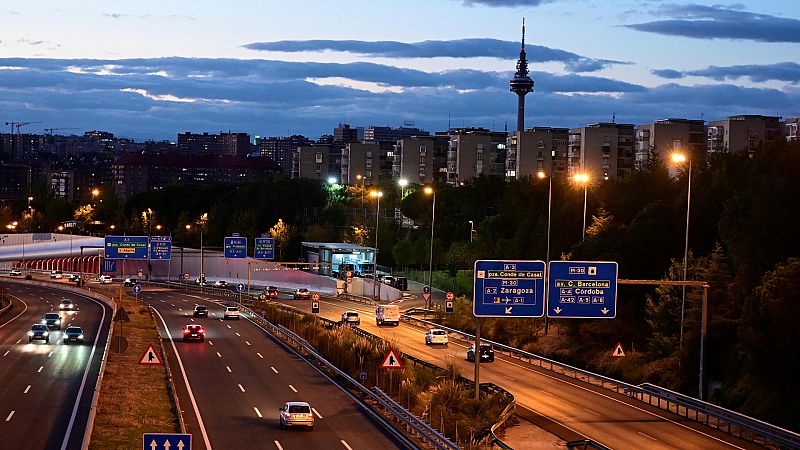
[473,260,545,317]
[548,261,618,318]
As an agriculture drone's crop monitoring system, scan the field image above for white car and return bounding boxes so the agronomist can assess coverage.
[98,275,112,284]
[341,311,360,326]
[59,299,75,310]
[425,329,449,346]
[279,401,314,430]
[223,306,240,320]
[10,269,22,276]
[50,270,63,279]
[213,280,228,288]
[381,275,395,286]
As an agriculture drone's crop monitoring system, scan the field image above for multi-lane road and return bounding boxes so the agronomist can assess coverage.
[0,281,112,450]
[139,287,403,450]
[264,289,760,450]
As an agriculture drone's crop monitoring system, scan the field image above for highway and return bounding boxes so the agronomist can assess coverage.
[0,280,112,450]
[139,286,403,450]
[267,290,761,450]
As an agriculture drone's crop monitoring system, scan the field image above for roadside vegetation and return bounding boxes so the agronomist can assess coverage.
[251,303,508,447]
[89,287,179,449]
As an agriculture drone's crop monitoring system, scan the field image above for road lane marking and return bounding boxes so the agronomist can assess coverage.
[226,366,232,373]
[312,408,323,419]
[37,366,44,373]
[48,352,53,358]
[151,306,213,450]
[5,411,14,422]
[216,352,222,358]
[0,296,30,330]
[288,385,297,393]
[638,431,658,441]
[340,440,353,450]
[15,339,21,344]
[190,318,194,322]
[227,325,232,329]
[584,408,600,416]
[254,407,262,418]
[235,332,240,336]
[274,441,283,450]
[171,304,175,307]
[238,384,246,392]
[271,366,278,373]
[2,351,9,357]
[256,352,263,359]
[245,341,251,346]
[24,385,31,394]
[208,340,213,346]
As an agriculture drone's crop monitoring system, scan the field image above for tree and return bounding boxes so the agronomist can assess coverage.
[269,219,296,260]
[74,204,95,223]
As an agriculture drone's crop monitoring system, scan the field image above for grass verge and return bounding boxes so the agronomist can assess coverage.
[88,286,179,449]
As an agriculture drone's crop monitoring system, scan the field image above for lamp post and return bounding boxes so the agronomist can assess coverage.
[424,186,436,309]
[370,190,383,302]
[573,173,590,240]
[672,152,693,356]
[156,224,173,282]
[186,220,205,284]
[468,220,474,243]
[537,170,553,335]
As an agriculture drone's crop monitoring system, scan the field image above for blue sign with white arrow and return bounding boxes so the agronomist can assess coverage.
[473,260,545,318]
[142,433,191,450]
[254,237,275,260]
[223,236,247,259]
[236,283,245,293]
[150,236,172,260]
[133,285,142,295]
[547,261,618,318]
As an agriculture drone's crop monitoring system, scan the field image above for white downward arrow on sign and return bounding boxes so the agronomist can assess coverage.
[601,308,609,314]
[505,306,512,314]
[553,307,562,314]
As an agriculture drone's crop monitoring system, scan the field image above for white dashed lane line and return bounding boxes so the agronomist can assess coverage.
[227,325,231,329]
[235,332,240,336]
[254,407,262,418]
[216,352,222,358]
[312,408,323,419]
[226,366,232,373]
[271,366,278,373]
[24,385,31,394]
[37,366,44,373]
[238,384,246,393]
[2,350,9,357]
[288,385,297,393]
[256,352,263,359]
[48,352,53,358]
[341,440,353,450]
[274,441,284,450]
[208,341,214,346]
[5,411,14,422]
[245,341,251,346]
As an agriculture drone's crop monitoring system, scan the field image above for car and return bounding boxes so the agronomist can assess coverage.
[182,324,205,342]
[59,299,75,310]
[375,304,400,326]
[223,306,240,320]
[293,288,311,300]
[50,270,63,279]
[67,274,80,282]
[213,280,228,288]
[341,311,360,326]
[425,329,449,345]
[467,343,495,362]
[266,286,279,299]
[193,305,208,317]
[279,401,314,430]
[381,275,395,286]
[10,269,22,276]
[28,324,50,343]
[63,326,84,344]
[42,312,62,330]
[123,277,138,286]
[98,275,112,284]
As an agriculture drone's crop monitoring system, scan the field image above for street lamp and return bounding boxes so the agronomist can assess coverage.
[538,169,554,335]
[398,178,408,200]
[424,186,436,309]
[468,220,474,243]
[672,152,692,355]
[186,220,205,284]
[573,173,590,240]
[156,224,173,282]
[369,190,383,302]
[27,196,33,211]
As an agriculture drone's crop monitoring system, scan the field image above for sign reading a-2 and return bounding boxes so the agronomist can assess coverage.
[547,261,618,318]
[473,260,545,318]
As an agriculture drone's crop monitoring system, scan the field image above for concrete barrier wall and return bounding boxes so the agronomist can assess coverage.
[346,277,402,301]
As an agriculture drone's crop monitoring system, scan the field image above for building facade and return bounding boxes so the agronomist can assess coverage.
[506,127,569,180]
[258,135,313,175]
[635,118,706,168]
[445,128,508,184]
[392,135,449,184]
[292,145,342,182]
[341,142,381,185]
[568,123,635,181]
[784,117,798,142]
[707,115,781,155]
[177,132,251,156]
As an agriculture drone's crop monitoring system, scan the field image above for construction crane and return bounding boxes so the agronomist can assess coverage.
[4,121,42,134]
[44,127,78,135]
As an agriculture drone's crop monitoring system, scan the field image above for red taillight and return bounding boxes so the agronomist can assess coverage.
[199,328,205,334]
[183,329,189,334]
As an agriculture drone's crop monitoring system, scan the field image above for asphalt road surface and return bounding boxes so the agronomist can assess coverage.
[0,279,112,450]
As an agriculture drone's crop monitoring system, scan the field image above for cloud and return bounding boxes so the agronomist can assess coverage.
[459,0,551,6]
[625,4,800,43]
[0,57,796,140]
[103,13,129,19]
[243,39,626,73]
[652,62,800,84]
[18,38,45,46]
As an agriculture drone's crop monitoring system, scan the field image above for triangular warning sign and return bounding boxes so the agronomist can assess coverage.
[138,343,163,365]
[611,343,626,358]
[379,348,404,369]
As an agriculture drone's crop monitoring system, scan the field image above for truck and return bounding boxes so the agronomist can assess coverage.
[375,304,400,326]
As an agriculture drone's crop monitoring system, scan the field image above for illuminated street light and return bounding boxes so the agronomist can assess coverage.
[538,169,553,335]
[369,190,383,302]
[327,176,338,185]
[573,173,590,240]
[671,151,693,360]
[424,186,436,309]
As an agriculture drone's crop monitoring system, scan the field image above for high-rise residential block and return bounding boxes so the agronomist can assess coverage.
[506,127,569,180]
[568,123,635,181]
[707,115,781,155]
[341,142,381,185]
[445,128,508,184]
[392,135,449,185]
[636,118,706,167]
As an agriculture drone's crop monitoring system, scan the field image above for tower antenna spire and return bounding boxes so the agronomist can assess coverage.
[509,18,534,133]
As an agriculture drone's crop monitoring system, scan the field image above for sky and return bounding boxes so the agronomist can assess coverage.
[1,0,799,141]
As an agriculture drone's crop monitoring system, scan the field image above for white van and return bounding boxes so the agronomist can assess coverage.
[375,304,400,326]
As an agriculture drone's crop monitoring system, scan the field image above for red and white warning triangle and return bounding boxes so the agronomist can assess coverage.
[138,343,163,365]
[379,348,404,369]
[611,343,626,358]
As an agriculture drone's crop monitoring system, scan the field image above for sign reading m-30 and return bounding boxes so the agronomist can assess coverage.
[548,261,618,318]
[473,260,545,317]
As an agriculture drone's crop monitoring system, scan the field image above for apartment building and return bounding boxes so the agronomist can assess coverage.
[292,145,343,181]
[392,135,449,184]
[707,115,781,155]
[785,117,799,142]
[506,127,569,180]
[445,128,508,185]
[636,118,706,168]
[568,123,635,181]
[177,132,251,156]
[258,135,313,175]
[341,142,381,185]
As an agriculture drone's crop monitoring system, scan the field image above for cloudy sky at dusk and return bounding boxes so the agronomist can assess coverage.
[1,0,799,140]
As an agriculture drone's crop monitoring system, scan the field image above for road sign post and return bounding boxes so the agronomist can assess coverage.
[445,291,455,313]
[547,261,618,318]
[473,260,546,317]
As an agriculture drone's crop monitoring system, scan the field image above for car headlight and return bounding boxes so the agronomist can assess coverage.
[78,334,84,339]
[27,331,33,336]
[43,332,49,337]
[56,319,61,323]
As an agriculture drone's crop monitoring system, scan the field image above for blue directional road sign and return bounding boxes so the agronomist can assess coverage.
[236,283,245,293]
[105,236,149,260]
[150,236,172,260]
[133,285,142,295]
[547,261,618,318]
[223,236,247,259]
[254,237,275,260]
[473,260,545,317]
[142,433,191,450]
[102,259,117,273]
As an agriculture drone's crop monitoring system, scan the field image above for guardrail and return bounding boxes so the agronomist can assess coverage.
[566,439,612,450]
[400,313,800,449]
